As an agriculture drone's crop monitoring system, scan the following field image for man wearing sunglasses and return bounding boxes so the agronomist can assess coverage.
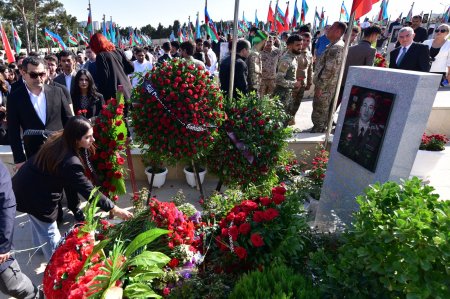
[389,27,430,73]
[7,56,73,171]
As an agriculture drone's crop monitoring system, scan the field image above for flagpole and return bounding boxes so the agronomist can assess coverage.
[313,6,317,34]
[228,0,240,98]
[324,12,355,148]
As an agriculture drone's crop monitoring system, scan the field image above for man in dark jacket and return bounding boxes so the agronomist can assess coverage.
[219,39,251,98]
[0,161,42,299]
[389,27,430,72]
[411,15,428,43]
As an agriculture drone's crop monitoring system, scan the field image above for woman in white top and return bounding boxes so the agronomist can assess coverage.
[423,24,450,86]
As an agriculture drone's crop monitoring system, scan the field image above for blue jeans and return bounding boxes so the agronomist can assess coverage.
[28,215,61,261]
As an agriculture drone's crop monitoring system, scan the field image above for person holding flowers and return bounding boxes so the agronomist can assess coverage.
[71,69,104,120]
[12,116,132,261]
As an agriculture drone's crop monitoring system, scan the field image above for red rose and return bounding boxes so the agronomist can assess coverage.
[272,185,286,195]
[252,211,265,223]
[259,196,271,206]
[117,133,125,141]
[168,258,179,268]
[272,193,285,205]
[234,246,247,259]
[263,208,279,221]
[238,223,251,235]
[109,140,117,148]
[163,288,171,296]
[240,200,258,211]
[229,225,238,241]
[250,233,264,247]
[115,120,122,126]
[234,212,247,223]
[116,157,125,165]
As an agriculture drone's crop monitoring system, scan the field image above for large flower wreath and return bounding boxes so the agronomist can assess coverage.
[207,93,291,187]
[130,58,225,166]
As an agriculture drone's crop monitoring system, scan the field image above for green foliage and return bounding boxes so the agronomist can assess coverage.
[201,189,245,221]
[419,134,449,151]
[229,263,320,299]
[321,178,450,298]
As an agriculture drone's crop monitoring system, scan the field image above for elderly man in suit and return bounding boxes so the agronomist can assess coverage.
[7,56,73,168]
[53,50,77,93]
[389,27,430,72]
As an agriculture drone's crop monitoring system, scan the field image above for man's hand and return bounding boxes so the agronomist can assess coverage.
[0,252,11,264]
[111,206,133,220]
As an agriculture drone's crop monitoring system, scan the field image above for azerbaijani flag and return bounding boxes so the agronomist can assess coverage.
[87,7,93,37]
[351,0,381,20]
[377,0,389,21]
[275,3,286,32]
[405,2,414,22]
[11,21,22,55]
[67,30,78,45]
[444,6,450,23]
[267,1,275,31]
[255,10,259,27]
[196,13,201,39]
[292,0,300,28]
[205,0,219,41]
[340,1,350,22]
[45,28,68,50]
[77,31,89,46]
[301,0,309,24]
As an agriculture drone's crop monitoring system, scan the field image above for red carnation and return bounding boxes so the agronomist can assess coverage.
[168,258,179,268]
[229,225,238,241]
[272,185,287,195]
[272,193,285,205]
[252,211,265,223]
[234,246,247,259]
[250,233,264,247]
[259,196,271,206]
[117,133,125,141]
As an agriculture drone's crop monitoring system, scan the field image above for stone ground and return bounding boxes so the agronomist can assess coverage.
[3,97,450,298]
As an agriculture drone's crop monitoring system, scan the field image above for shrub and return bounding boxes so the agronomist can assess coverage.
[323,178,450,298]
[229,263,320,299]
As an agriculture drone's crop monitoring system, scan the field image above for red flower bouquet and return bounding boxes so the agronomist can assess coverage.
[43,227,99,299]
[374,53,387,68]
[130,58,225,166]
[214,184,287,265]
[420,133,449,151]
[90,90,128,201]
[207,93,291,187]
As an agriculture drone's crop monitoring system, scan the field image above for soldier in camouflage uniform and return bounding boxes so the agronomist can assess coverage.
[291,32,313,124]
[311,22,347,133]
[260,36,282,97]
[273,34,303,124]
[246,41,264,97]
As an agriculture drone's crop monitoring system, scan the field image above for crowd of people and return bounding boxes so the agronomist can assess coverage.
[0,14,449,298]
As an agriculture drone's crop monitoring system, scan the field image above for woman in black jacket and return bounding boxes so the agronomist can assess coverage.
[71,69,104,119]
[12,116,132,261]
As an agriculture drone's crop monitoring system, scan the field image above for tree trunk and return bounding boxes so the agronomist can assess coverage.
[15,4,31,53]
[33,0,38,52]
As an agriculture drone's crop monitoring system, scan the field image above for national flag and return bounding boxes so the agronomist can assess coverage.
[87,5,93,37]
[340,1,350,22]
[275,3,286,32]
[255,10,259,27]
[205,0,219,41]
[128,28,135,46]
[284,3,290,30]
[267,1,275,31]
[10,21,22,55]
[292,0,300,28]
[320,8,325,28]
[195,13,201,39]
[177,27,183,43]
[102,17,107,39]
[110,19,116,45]
[77,31,89,46]
[351,0,381,20]
[405,2,414,22]
[377,0,389,22]
[67,30,78,45]
[301,0,309,24]
[45,28,68,50]
[444,6,450,23]
[242,11,251,29]
[0,22,15,63]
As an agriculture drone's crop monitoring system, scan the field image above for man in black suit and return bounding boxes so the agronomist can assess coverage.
[53,50,77,93]
[411,15,428,43]
[219,39,250,98]
[7,56,73,169]
[389,27,430,72]
[45,54,74,115]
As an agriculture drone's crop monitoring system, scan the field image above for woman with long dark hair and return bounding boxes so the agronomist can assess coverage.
[71,69,104,119]
[12,116,132,261]
[89,33,134,102]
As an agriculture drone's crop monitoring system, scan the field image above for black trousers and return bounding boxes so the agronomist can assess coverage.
[0,260,41,299]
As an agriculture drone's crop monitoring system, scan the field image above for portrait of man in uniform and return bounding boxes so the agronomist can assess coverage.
[337,86,395,172]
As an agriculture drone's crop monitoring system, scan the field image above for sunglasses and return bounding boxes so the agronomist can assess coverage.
[435,29,448,33]
[28,71,46,79]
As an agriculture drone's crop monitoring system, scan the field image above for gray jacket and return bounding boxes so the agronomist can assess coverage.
[343,40,376,85]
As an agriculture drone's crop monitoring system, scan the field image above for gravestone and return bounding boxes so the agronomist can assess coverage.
[314,66,441,232]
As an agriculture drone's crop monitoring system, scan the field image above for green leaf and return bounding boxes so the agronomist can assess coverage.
[124,228,169,257]
[128,251,170,268]
[124,283,162,299]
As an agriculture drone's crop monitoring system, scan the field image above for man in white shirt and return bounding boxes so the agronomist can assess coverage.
[131,47,153,88]
[53,50,77,93]
[203,40,217,75]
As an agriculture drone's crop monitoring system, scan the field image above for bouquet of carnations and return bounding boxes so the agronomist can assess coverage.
[374,53,387,68]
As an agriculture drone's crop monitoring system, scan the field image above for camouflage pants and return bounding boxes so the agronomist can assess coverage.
[273,86,293,117]
[260,79,276,98]
[290,87,306,118]
[311,87,334,132]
